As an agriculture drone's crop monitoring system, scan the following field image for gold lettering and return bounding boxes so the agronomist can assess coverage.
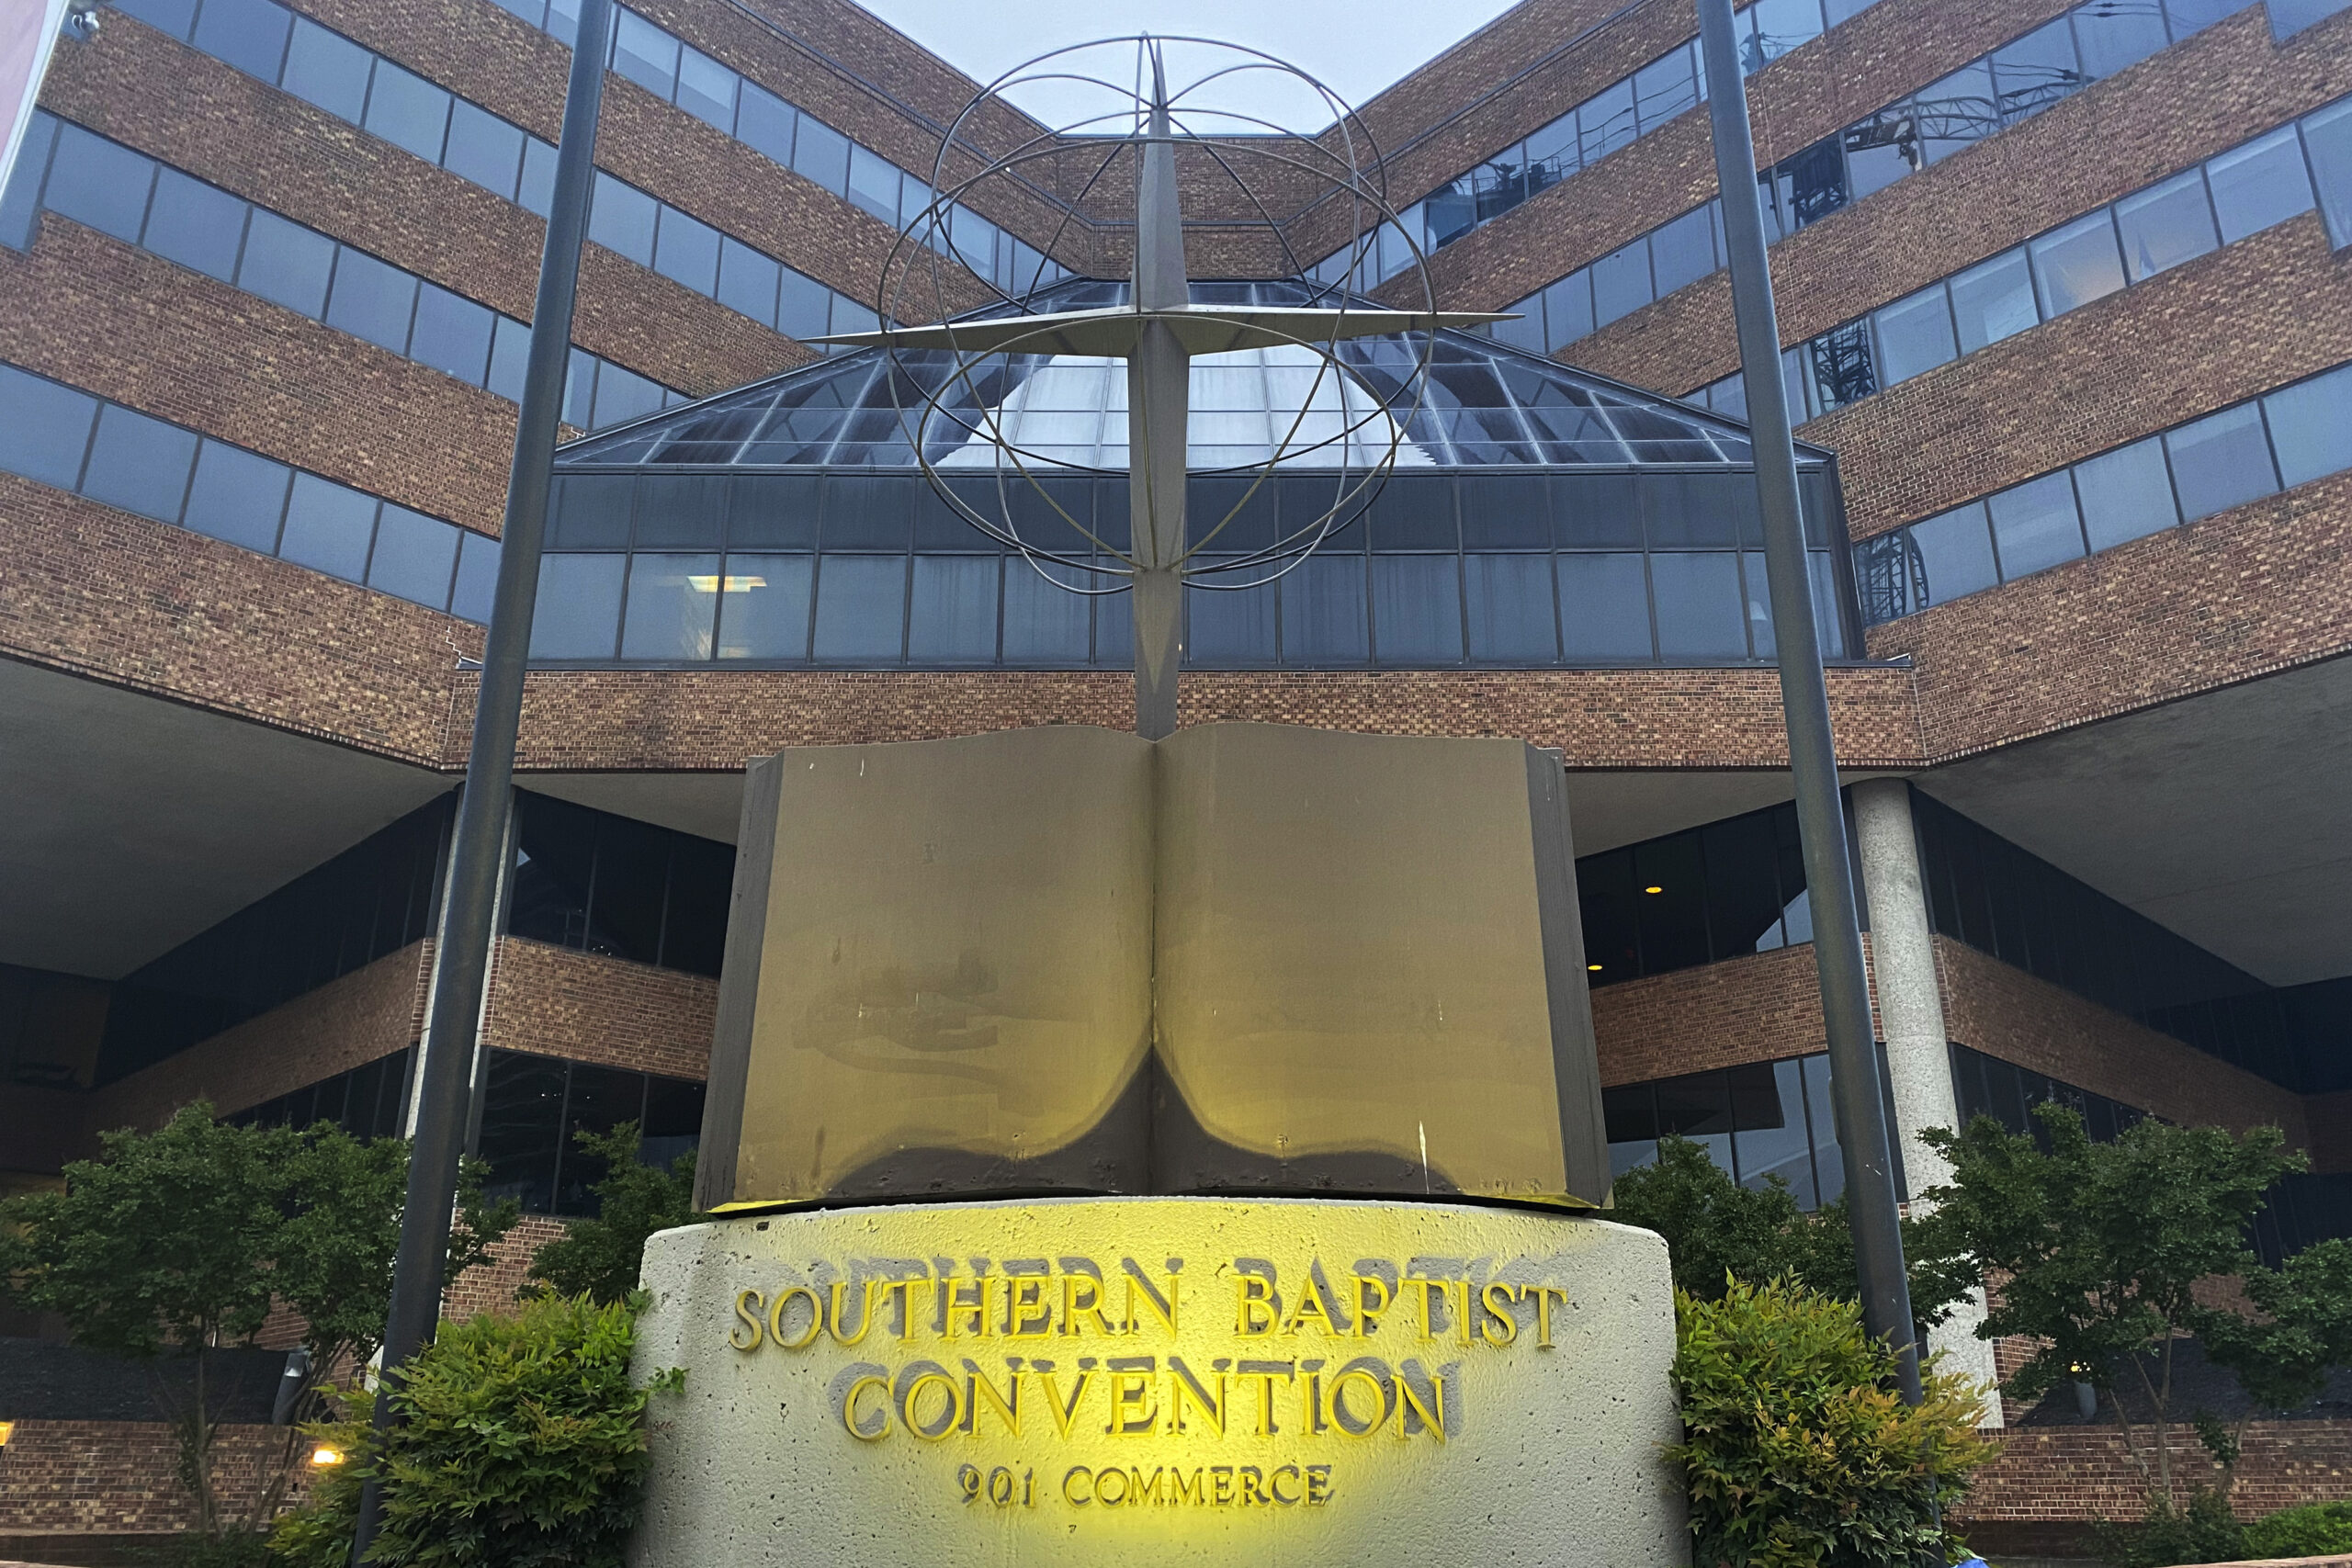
[842,1375,891,1440]
[1408,1278,1451,1340]
[943,1275,989,1339]
[967,1368,1021,1437]
[1210,1465,1235,1506]
[901,1371,962,1440]
[1301,1371,1323,1436]
[1329,1368,1385,1437]
[1532,1284,1568,1349]
[1480,1282,1520,1347]
[1096,1466,1127,1505]
[1282,1275,1337,1337]
[1234,1275,1277,1337]
[1394,1371,1446,1443]
[828,1280,881,1348]
[1269,1463,1301,1505]
[1106,1366,1158,1436]
[1124,1270,1180,1337]
[1037,1371,1093,1438]
[1352,1275,1392,1337]
[1128,1466,1164,1506]
[1234,1362,1293,1436]
[1306,1464,1333,1505]
[1167,1359,1226,1437]
[1454,1280,1473,1347]
[766,1285,822,1350]
[1007,1277,1054,1338]
[729,1289,763,1351]
[883,1278,928,1342]
[1062,1466,1093,1506]
[1170,1467,1204,1506]
[1062,1275,1120,1336]
[1238,1465,1266,1505]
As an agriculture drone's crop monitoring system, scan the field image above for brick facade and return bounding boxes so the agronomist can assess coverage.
[1952,1419,2352,1535]
[0,1421,315,1535]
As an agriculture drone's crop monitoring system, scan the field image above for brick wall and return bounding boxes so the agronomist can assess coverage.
[445,1213,571,1320]
[1953,1418,2352,1529]
[482,938,718,1081]
[0,1421,315,1534]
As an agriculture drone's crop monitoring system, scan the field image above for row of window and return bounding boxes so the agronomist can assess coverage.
[1312,0,1887,288]
[1694,97,2352,421]
[481,0,1061,299]
[232,1045,417,1144]
[1501,0,2267,357]
[1603,1051,1861,1210]
[0,113,681,432]
[1948,1041,2148,1148]
[0,362,501,620]
[1851,357,2352,624]
[509,790,732,980]
[1578,800,1819,986]
[476,1049,706,1216]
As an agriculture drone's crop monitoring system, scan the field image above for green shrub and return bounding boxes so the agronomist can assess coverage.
[269,1294,679,1568]
[2243,1497,2352,1559]
[2095,1486,2245,1568]
[1667,1277,1993,1568]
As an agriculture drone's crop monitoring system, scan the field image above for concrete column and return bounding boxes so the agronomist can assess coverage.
[1850,776,2002,1424]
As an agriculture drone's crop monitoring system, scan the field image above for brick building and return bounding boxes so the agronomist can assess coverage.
[3,0,2350,1545]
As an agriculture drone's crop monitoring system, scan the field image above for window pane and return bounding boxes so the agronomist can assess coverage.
[2164,403,2278,520]
[611,10,680,99]
[0,367,96,489]
[1805,321,1877,412]
[81,403,197,521]
[2165,0,2258,31]
[530,552,627,657]
[141,168,245,282]
[2029,210,2124,316]
[776,268,831,340]
[619,552,721,660]
[2071,3,2168,77]
[182,440,289,551]
[2270,0,2352,37]
[1490,299,1547,353]
[2075,436,2180,550]
[1650,551,1747,658]
[1987,471,2085,580]
[518,137,558,217]
[2301,98,2352,247]
[908,555,1001,663]
[1633,44,1699,131]
[652,207,721,296]
[1872,284,1957,384]
[1917,62,1996,164]
[111,0,198,35]
[1558,552,1652,660]
[487,315,531,401]
[846,144,900,223]
[588,175,658,267]
[476,1053,565,1213]
[812,555,907,660]
[1732,1059,1817,1203]
[1747,0,1825,66]
[362,62,451,163]
[1579,79,1638,164]
[2115,168,2219,283]
[452,531,500,622]
[366,504,458,608]
[409,284,495,385]
[1371,554,1462,663]
[1908,502,1997,605]
[280,18,371,120]
[674,46,738,132]
[793,117,851,195]
[323,247,418,353]
[278,473,377,580]
[1804,1054,1845,1203]
[716,236,781,325]
[1990,18,2083,124]
[1591,241,1652,327]
[1543,271,1595,345]
[1465,554,1557,662]
[1278,552,1368,663]
[443,101,526,201]
[1949,248,2038,352]
[237,209,335,316]
[46,125,153,243]
[2205,127,2315,244]
[2263,364,2352,488]
[1001,559,1090,662]
[736,82,797,164]
[1187,572,1276,666]
[592,364,664,429]
[1649,205,1716,296]
[1842,109,1916,202]
[191,0,291,81]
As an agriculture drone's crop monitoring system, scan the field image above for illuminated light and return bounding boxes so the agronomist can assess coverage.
[0,1420,13,1447]
[685,575,768,592]
[1587,964,1602,972]
[309,1445,344,1468]
[1643,886,1663,895]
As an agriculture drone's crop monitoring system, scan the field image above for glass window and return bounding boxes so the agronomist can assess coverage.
[1579,80,1638,164]
[776,268,832,341]
[279,18,371,121]
[2206,127,2315,244]
[1732,1059,1817,1203]
[793,117,852,196]
[362,62,451,164]
[141,168,245,282]
[45,125,153,243]
[530,552,627,657]
[2029,210,2125,316]
[909,555,1001,663]
[1747,0,1825,66]
[278,473,377,581]
[1804,321,1877,412]
[1466,553,1557,662]
[1649,551,1747,659]
[2074,436,2180,550]
[1948,248,2038,353]
[366,504,458,608]
[476,1053,565,1213]
[1001,560,1090,662]
[452,530,500,622]
[409,284,495,385]
[111,0,198,34]
[1543,271,1595,346]
[80,403,197,522]
[711,553,812,659]
[593,364,664,429]
[1633,44,1700,131]
[716,236,781,325]
[619,552,721,660]
[487,314,531,401]
[611,10,681,100]
[237,209,335,317]
[1591,242,1652,328]
[2270,0,2352,37]
[518,137,558,217]
[1803,1054,1845,1202]
[1917,62,1996,164]
[736,82,797,165]
[1558,552,1652,660]
[1370,554,1462,663]
[2165,0,2258,31]
[588,175,658,267]
[191,0,292,82]
[2070,2,2169,77]
[1649,205,1716,297]
[847,144,901,224]
[323,248,419,354]
[1987,471,2085,580]
[812,555,907,660]
[1990,17,2083,125]
[1872,284,1957,384]
[1278,552,1369,663]
[1490,299,1548,354]
[2301,98,2352,247]
[1908,502,1997,605]
[2165,403,2278,520]
[652,208,721,296]
[443,101,526,201]
[1841,110,1916,202]
[2115,167,2220,283]
[181,440,290,551]
[2264,365,2352,487]
[674,46,738,132]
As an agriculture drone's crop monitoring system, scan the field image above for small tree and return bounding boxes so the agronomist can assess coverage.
[526,1122,696,1304]
[1914,1102,2307,1509]
[2189,1235,2352,1487]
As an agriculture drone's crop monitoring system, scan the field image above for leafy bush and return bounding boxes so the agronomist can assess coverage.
[2243,1498,2352,1559]
[270,1294,679,1568]
[526,1122,696,1304]
[1667,1277,1992,1568]
[2095,1487,2245,1568]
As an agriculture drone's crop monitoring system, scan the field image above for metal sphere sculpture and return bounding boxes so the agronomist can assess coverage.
[816,38,1505,737]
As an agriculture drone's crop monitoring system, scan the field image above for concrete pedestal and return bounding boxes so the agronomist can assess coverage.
[628,1198,1689,1567]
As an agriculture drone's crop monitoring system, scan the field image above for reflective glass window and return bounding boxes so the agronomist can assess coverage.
[594,365,664,429]
[793,117,852,195]
[1908,502,1997,604]
[443,101,526,201]
[1279,552,1369,663]
[2263,364,2352,487]
[1558,552,1651,659]
[1371,554,1462,662]
[2301,98,2352,246]
[2070,1,2169,76]
[1635,829,1714,972]
[619,552,721,660]
[1803,1054,1845,1202]
[46,126,153,243]
[1949,248,2038,352]
[182,440,289,552]
[2205,127,2315,243]
[1459,473,1552,548]
[847,144,901,224]
[237,209,334,317]
[736,82,797,164]
[776,269,833,340]
[652,208,721,296]
[518,138,558,216]
[0,112,54,251]
[1841,109,1916,201]
[1805,321,1876,412]
[675,46,738,132]
[611,10,681,99]
[277,473,378,580]
[1465,554,1557,661]
[2165,403,2278,520]
[1747,0,1826,66]
[81,404,197,522]
[1001,561,1091,662]
[1872,284,1957,384]
[367,504,458,608]
[1633,45,1700,130]
[1603,1083,1658,1179]
[1732,1059,1817,1203]
[280,19,372,121]
[1186,573,1277,665]
[1770,136,1849,231]
[1917,62,1996,164]
[812,555,907,660]
[635,475,728,548]
[486,316,531,401]
[452,531,500,622]
[2115,167,2219,283]
[2270,0,2352,36]
[2074,436,2180,550]
[1591,241,1652,328]
[142,168,245,282]
[1987,471,2086,579]
[191,0,292,81]
[715,554,813,658]
[1990,18,2083,124]
[362,62,451,164]
[1490,301,1547,354]
[324,248,418,354]
[1650,551,1747,658]
[1543,271,1595,346]
[2165,0,2258,29]
[2029,209,2125,316]
[909,555,1001,663]
[409,284,494,385]
[112,0,198,33]
[531,552,627,657]
[717,236,781,324]
[476,1053,565,1213]
[588,175,659,267]
[551,478,634,553]
[1649,205,1717,296]
[1579,80,1638,164]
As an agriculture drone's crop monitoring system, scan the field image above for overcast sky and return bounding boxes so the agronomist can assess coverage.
[853,0,1523,132]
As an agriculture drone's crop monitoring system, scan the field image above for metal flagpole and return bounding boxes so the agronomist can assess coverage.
[348,0,616,1554]
[1694,0,1922,1403]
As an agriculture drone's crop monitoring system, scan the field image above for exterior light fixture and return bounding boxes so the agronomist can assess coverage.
[1587,963,1603,972]
[0,1420,13,1447]
[310,1445,345,1467]
[1643,885,1664,895]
